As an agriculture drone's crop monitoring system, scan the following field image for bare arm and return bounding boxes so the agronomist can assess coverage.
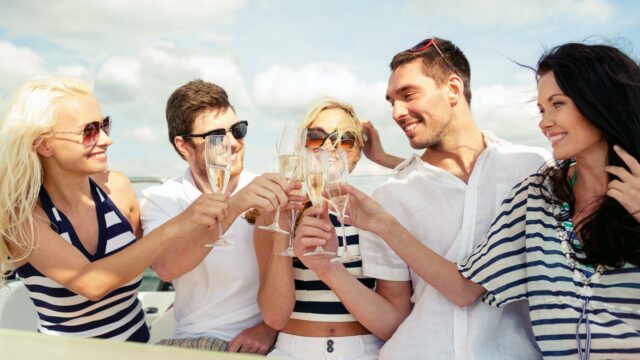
[294,205,412,340]
[15,189,228,301]
[255,213,297,330]
[342,184,486,307]
[361,119,404,170]
[150,173,291,281]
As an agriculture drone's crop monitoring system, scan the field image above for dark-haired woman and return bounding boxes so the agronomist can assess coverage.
[303,43,640,359]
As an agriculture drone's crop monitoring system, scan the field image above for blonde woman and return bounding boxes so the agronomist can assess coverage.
[255,99,401,359]
[0,76,227,342]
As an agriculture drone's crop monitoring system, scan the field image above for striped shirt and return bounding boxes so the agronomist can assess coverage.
[291,212,375,322]
[16,179,149,342]
[458,173,640,359]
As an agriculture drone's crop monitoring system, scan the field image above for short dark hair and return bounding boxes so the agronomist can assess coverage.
[390,37,472,104]
[537,42,640,267]
[166,79,235,159]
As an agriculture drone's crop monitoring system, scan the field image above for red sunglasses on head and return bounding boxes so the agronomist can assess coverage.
[409,38,458,76]
[49,116,112,148]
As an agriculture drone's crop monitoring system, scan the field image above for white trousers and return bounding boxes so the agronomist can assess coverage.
[268,332,383,360]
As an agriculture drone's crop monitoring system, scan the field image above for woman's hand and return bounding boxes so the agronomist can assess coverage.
[605,145,640,222]
[361,119,403,169]
[176,193,229,234]
[293,203,338,277]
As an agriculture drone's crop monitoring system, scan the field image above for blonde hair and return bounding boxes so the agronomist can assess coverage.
[0,75,93,285]
[300,98,365,149]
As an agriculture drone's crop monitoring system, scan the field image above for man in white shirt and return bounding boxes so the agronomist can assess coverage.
[367,37,551,359]
[312,37,549,359]
[140,80,289,354]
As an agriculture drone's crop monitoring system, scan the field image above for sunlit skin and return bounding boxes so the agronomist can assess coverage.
[177,107,245,194]
[537,72,607,163]
[43,94,113,176]
[538,71,609,223]
[308,108,362,173]
[386,60,455,151]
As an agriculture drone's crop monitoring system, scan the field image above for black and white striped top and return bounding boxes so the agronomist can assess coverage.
[458,174,640,359]
[16,179,149,342]
[291,212,375,322]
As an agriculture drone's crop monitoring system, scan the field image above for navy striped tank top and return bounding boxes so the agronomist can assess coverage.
[291,212,375,322]
[16,179,149,342]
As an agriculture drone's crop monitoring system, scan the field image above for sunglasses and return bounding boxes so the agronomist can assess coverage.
[409,38,458,76]
[49,116,111,147]
[305,127,358,150]
[181,120,248,140]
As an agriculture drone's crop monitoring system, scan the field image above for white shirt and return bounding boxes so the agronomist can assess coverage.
[140,168,261,341]
[360,132,549,360]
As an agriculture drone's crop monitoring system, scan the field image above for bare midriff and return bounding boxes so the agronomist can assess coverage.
[281,319,371,337]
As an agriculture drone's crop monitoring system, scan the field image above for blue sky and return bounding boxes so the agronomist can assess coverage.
[0,0,638,191]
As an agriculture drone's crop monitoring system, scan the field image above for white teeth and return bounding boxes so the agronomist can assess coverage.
[404,123,418,132]
[548,134,566,142]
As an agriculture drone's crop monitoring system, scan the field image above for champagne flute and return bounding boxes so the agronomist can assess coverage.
[204,134,234,247]
[278,129,308,257]
[302,148,336,257]
[258,124,298,235]
[326,149,360,263]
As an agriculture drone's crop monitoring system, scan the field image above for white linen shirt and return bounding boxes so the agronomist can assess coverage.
[360,132,549,360]
[140,168,261,341]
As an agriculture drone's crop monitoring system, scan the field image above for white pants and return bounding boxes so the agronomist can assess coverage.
[268,332,382,360]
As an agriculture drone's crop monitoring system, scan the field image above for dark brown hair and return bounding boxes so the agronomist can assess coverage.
[166,79,235,159]
[390,37,472,104]
[537,43,640,267]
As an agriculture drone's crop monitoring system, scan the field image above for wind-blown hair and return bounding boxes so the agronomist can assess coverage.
[0,75,93,284]
[537,43,640,267]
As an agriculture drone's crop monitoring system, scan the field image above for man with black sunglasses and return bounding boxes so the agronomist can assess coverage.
[298,38,550,359]
[140,80,290,354]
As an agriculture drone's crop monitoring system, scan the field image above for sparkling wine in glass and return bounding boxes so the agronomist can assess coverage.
[277,128,308,257]
[258,124,298,235]
[205,134,234,247]
[326,149,360,263]
[302,148,336,257]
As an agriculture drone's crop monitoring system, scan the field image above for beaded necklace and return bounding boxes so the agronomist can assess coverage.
[552,171,605,360]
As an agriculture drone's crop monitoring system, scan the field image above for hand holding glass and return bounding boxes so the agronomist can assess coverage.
[302,148,336,257]
[258,124,298,235]
[205,134,234,247]
[326,149,360,263]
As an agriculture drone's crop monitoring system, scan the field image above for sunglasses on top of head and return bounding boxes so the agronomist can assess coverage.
[48,116,112,148]
[180,120,248,140]
[408,37,459,76]
[305,127,358,150]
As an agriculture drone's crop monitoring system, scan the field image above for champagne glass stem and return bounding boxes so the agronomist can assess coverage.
[288,207,299,249]
[339,211,349,257]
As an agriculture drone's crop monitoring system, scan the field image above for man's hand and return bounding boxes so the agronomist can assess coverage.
[227,321,278,354]
[340,183,393,234]
[231,173,289,215]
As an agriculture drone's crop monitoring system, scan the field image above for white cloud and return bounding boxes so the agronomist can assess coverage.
[252,62,390,122]
[0,0,248,55]
[125,126,162,143]
[407,0,611,25]
[92,42,251,120]
[0,41,46,97]
[472,81,549,149]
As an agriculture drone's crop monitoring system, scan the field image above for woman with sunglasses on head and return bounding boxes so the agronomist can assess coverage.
[309,43,640,359]
[254,98,403,360]
[0,76,228,342]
